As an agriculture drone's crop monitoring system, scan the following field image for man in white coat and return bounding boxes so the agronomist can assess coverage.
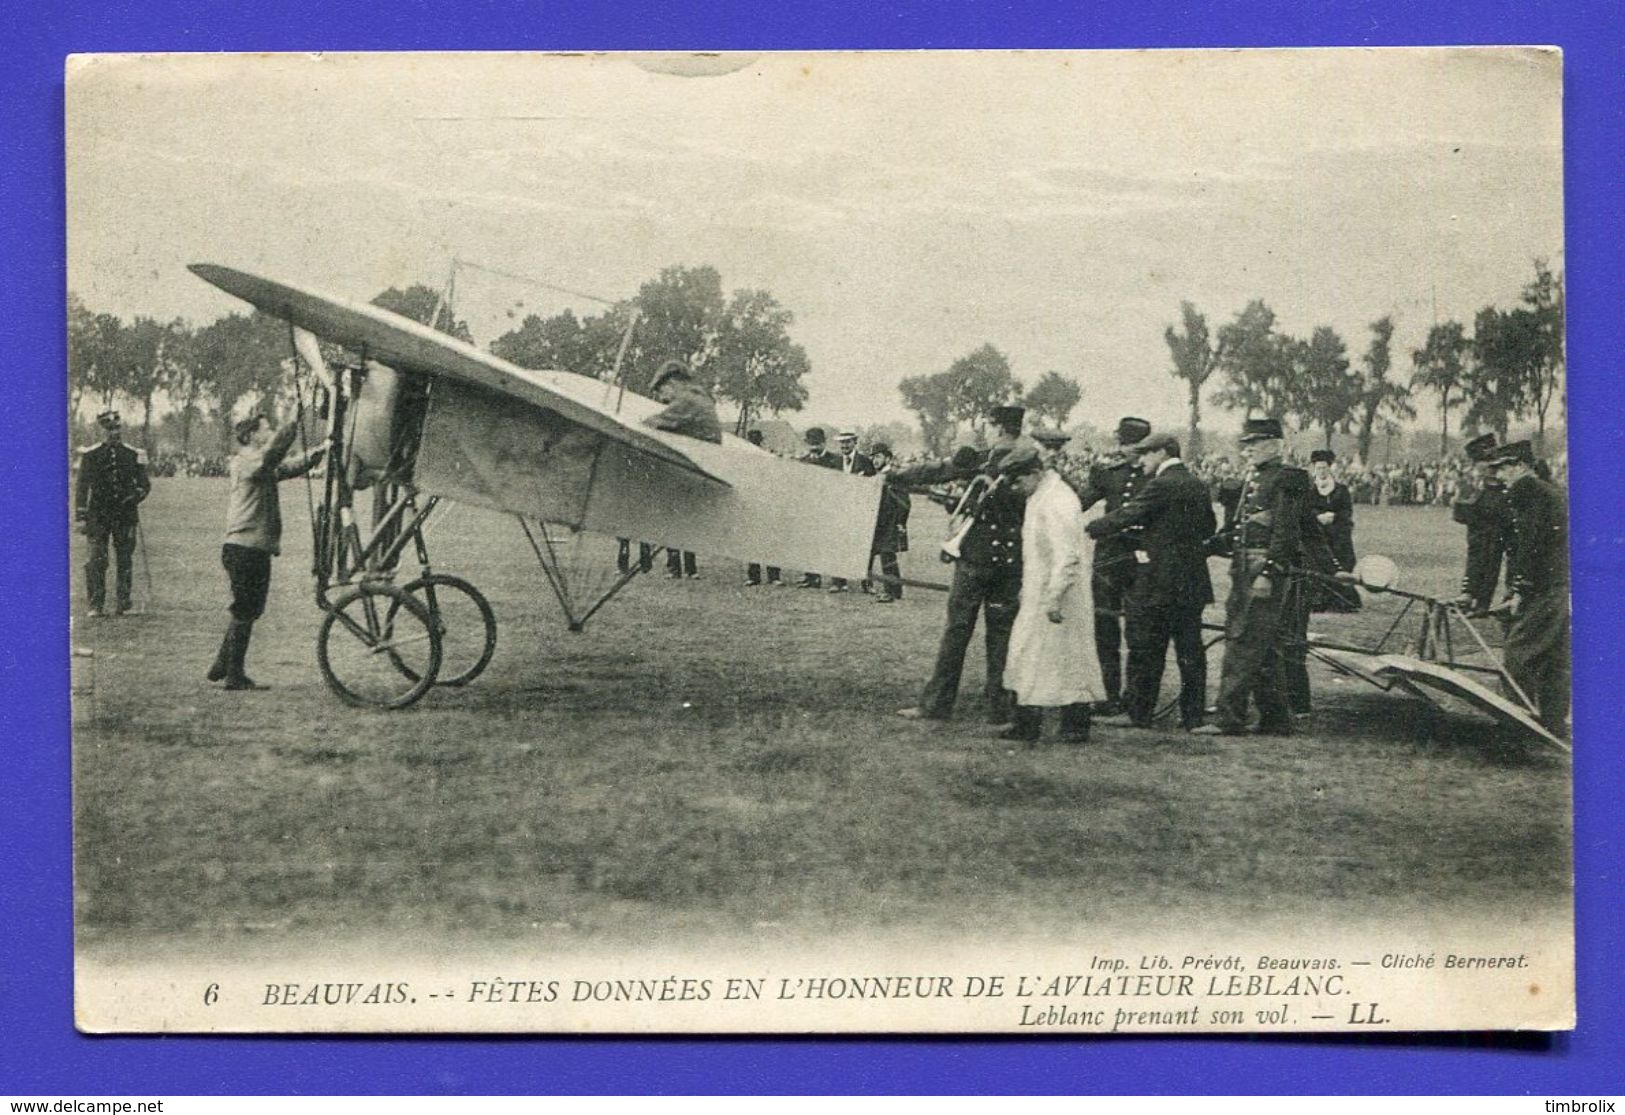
[998,444,1103,743]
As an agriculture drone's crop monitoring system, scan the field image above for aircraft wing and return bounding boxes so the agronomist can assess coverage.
[187,263,727,486]
[1309,645,1569,753]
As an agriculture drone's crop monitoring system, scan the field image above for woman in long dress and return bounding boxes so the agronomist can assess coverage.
[999,446,1104,743]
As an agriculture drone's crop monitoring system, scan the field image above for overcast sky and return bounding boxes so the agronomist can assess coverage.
[66,49,1563,434]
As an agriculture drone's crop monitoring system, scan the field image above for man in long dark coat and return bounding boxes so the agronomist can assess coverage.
[1086,433,1215,730]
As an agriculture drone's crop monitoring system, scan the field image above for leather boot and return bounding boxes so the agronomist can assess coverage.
[997,705,1042,742]
[223,619,265,690]
[1060,703,1092,743]
[208,619,245,682]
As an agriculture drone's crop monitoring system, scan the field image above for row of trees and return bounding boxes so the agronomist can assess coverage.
[1166,259,1564,462]
[486,265,810,435]
[898,345,1084,456]
[68,265,817,452]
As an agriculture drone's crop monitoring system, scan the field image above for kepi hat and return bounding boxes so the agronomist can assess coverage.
[1239,417,1285,443]
[989,404,1026,430]
[1486,439,1535,467]
[1464,433,1500,462]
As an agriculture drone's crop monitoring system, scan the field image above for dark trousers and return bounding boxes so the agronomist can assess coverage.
[222,544,272,621]
[871,551,902,598]
[616,539,655,574]
[1503,588,1571,736]
[1125,599,1208,728]
[746,563,782,584]
[1283,575,1314,715]
[919,561,1020,719]
[1092,560,1135,703]
[666,550,697,576]
[85,518,137,611]
[1213,565,1293,732]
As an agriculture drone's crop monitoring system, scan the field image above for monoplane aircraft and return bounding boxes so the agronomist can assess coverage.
[190,264,909,709]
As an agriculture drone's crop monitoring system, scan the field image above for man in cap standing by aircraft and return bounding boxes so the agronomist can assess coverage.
[209,411,325,689]
[1194,417,1329,736]
[796,427,842,588]
[76,410,151,617]
[1075,416,1153,716]
[1086,432,1215,731]
[894,404,1032,724]
[1488,440,1570,738]
[1453,432,1513,616]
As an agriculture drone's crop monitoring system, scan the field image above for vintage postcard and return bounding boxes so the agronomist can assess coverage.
[68,49,1571,1033]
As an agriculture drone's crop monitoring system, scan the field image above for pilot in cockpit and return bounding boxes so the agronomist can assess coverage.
[643,359,722,445]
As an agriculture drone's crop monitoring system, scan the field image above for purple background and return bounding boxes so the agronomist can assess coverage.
[2,0,1621,1095]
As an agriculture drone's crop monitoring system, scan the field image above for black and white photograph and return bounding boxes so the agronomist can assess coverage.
[66,49,1572,1033]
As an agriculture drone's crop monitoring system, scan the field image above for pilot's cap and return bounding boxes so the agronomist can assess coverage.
[96,410,122,431]
[233,412,267,444]
[1132,432,1180,457]
[1464,433,1499,462]
[1116,416,1152,445]
[994,443,1044,479]
[649,359,692,392]
[1239,417,1284,443]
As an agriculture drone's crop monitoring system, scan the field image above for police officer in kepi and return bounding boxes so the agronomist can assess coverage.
[1453,432,1513,616]
[1075,416,1152,715]
[75,410,151,617]
[1194,417,1332,736]
[894,404,1033,725]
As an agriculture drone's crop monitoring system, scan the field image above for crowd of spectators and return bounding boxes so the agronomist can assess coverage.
[145,451,229,478]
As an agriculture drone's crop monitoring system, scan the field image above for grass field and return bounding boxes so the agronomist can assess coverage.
[73,479,1571,954]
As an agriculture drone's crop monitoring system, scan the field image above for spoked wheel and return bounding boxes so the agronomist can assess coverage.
[317,582,443,709]
[390,574,497,687]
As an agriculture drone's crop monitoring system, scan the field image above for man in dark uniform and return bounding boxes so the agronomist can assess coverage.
[1086,433,1215,730]
[1453,432,1513,616]
[796,427,842,588]
[868,442,910,603]
[1194,418,1332,736]
[75,410,151,617]
[1488,440,1570,737]
[1075,416,1152,715]
[894,404,1031,724]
